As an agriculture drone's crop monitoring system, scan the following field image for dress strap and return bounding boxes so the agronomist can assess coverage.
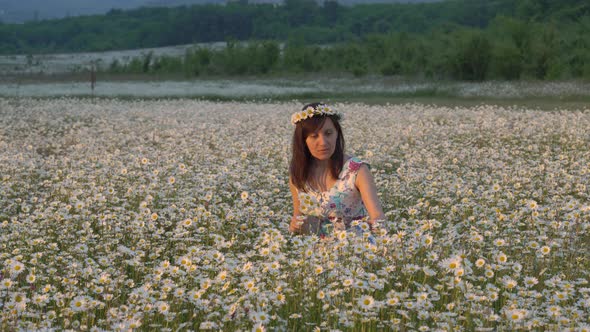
[346,156,370,173]
[341,156,369,184]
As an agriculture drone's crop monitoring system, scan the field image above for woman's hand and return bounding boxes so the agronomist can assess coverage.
[289,216,320,235]
[289,215,304,234]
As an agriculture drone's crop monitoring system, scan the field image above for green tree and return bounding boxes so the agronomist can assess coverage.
[488,17,532,79]
[322,1,340,26]
[184,47,212,76]
[283,38,322,73]
[450,30,491,81]
[222,40,249,75]
[284,0,319,27]
[528,23,560,79]
[256,41,280,74]
[490,40,522,80]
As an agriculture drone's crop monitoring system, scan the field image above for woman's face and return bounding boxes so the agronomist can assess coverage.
[305,118,338,161]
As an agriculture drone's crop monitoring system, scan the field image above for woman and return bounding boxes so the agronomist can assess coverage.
[288,102,385,238]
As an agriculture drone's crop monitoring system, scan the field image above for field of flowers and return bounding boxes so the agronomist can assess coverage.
[1,98,589,331]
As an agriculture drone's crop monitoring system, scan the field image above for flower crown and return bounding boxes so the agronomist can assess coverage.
[291,104,341,125]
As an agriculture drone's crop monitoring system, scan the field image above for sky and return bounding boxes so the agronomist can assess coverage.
[0,0,440,23]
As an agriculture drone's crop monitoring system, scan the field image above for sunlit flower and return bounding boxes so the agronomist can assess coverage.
[274,293,286,304]
[70,296,87,312]
[199,321,217,330]
[421,234,433,246]
[244,279,256,292]
[547,305,561,317]
[475,258,486,268]
[528,200,538,210]
[440,256,462,273]
[506,309,526,322]
[26,273,36,283]
[553,291,568,302]
[358,295,375,310]
[155,301,170,314]
[502,277,518,290]
[493,238,506,246]
[314,265,324,275]
[1,279,13,289]
[252,311,270,324]
[317,290,325,300]
[386,297,400,306]
[9,260,25,276]
[524,277,538,288]
[252,323,266,332]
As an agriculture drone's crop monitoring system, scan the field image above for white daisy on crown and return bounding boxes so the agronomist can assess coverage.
[291,103,341,125]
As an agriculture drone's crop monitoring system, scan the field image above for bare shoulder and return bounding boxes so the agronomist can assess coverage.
[357,163,372,177]
[359,162,370,170]
[355,163,375,188]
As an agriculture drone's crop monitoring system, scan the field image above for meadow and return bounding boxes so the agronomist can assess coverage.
[1,98,589,331]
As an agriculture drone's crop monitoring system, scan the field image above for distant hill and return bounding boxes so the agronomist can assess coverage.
[144,0,440,6]
[0,0,441,23]
[0,0,588,81]
[1,0,587,55]
[0,0,145,23]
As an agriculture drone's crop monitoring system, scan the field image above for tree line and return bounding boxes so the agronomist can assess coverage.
[1,0,589,80]
[110,15,589,81]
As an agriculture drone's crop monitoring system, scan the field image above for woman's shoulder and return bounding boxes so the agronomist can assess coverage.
[344,155,370,173]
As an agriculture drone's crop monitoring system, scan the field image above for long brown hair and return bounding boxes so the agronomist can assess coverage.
[290,103,345,191]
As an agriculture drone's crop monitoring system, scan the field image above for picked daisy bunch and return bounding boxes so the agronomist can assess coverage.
[298,192,323,218]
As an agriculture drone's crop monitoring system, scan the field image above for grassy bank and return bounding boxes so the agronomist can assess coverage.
[3,91,590,111]
[2,73,590,110]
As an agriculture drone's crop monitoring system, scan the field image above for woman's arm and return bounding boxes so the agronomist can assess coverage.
[288,177,303,233]
[355,164,385,225]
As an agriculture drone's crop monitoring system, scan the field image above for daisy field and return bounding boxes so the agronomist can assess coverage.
[1,98,589,331]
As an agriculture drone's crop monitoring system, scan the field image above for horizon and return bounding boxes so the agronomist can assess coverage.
[0,0,441,24]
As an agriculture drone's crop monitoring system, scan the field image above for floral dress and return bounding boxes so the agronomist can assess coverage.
[297,157,370,239]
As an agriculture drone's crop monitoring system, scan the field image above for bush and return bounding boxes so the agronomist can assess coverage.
[152,55,183,74]
[184,48,213,77]
[351,64,368,77]
[109,59,122,73]
[450,30,491,81]
[490,40,522,80]
[380,58,402,76]
[250,41,280,74]
[283,44,323,73]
